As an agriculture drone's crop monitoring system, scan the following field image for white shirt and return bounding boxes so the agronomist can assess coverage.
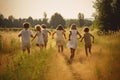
[19,29,32,43]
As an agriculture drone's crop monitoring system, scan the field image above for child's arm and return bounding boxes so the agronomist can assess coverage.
[77,31,82,39]
[80,37,84,42]
[63,32,66,39]
[90,34,94,43]
[80,34,84,42]
[18,34,21,37]
[52,32,56,39]
[31,33,37,41]
[48,30,51,35]
[31,34,34,38]
[18,31,22,37]
[68,31,71,41]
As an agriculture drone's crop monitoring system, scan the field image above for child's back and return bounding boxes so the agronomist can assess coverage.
[84,32,92,44]
[20,29,32,43]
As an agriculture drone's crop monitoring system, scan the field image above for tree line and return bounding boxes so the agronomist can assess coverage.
[93,0,120,33]
[0,12,92,29]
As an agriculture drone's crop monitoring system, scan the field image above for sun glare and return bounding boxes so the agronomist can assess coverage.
[0,0,95,19]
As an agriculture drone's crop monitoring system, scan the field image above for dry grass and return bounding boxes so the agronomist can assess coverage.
[0,30,120,80]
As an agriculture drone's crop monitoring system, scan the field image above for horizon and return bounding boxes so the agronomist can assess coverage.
[0,0,95,19]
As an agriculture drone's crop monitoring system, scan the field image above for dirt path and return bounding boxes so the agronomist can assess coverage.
[45,46,100,80]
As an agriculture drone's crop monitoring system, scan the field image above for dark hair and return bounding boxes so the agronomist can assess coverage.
[41,24,46,28]
[84,27,89,32]
[23,22,30,28]
[56,24,64,30]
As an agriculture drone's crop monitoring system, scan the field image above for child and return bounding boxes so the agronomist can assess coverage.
[81,27,94,57]
[67,24,81,63]
[32,25,44,49]
[18,22,33,54]
[41,24,51,49]
[52,24,66,53]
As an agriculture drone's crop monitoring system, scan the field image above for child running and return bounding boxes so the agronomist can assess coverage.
[32,24,44,49]
[41,24,51,49]
[81,27,94,57]
[52,24,66,53]
[67,24,81,63]
[18,22,33,55]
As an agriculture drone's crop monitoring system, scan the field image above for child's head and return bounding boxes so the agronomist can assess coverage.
[23,22,30,29]
[56,24,64,30]
[41,24,46,29]
[35,24,41,31]
[84,27,89,32]
[70,24,77,30]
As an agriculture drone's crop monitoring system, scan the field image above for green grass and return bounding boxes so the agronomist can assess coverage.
[0,48,54,80]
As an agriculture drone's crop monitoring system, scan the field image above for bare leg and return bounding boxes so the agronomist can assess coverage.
[61,45,63,53]
[27,48,30,55]
[58,46,60,52]
[44,42,47,49]
[69,48,75,63]
[89,46,92,55]
[85,47,88,57]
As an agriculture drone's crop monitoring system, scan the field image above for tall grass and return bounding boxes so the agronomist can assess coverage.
[0,31,55,80]
[0,30,120,80]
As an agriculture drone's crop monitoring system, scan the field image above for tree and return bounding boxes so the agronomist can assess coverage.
[0,14,4,27]
[49,13,65,28]
[42,12,49,27]
[93,0,120,32]
[112,0,120,30]
[26,16,34,27]
[78,13,85,27]
[65,19,79,27]
[8,15,15,27]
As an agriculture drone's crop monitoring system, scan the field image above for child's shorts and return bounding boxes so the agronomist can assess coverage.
[22,42,30,50]
[85,43,91,48]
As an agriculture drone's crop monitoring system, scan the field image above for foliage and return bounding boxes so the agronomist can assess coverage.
[78,13,85,27]
[93,0,120,32]
[49,13,66,28]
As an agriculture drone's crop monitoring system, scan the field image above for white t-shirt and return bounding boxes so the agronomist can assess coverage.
[19,29,32,43]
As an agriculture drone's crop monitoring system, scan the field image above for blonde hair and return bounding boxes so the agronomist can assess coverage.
[70,23,77,30]
[35,24,41,31]
[56,24,64,30]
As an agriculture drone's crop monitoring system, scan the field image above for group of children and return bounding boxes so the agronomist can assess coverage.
[18,22,94,63]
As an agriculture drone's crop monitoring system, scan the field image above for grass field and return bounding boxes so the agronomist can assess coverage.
[0,28,120,80]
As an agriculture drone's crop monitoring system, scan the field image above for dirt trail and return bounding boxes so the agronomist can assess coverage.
[46,46,100,80]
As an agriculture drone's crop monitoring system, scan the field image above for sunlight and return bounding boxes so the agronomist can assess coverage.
[0,0,95,19]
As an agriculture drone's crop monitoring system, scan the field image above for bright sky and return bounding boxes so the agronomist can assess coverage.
[0,0,95,19]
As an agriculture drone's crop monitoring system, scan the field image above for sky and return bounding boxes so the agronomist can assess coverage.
[0,0,95,19]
